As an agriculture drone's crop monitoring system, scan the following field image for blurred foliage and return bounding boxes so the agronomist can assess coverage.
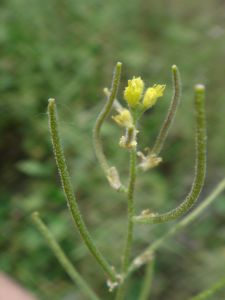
[0,0,225,299]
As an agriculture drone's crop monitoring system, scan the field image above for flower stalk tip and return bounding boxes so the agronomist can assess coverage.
[48,98,56,105]
[172,64,177,71]
[195,84,205,92]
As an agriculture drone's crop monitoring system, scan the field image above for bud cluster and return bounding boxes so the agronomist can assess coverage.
[112,75,166,151]
[124,76,165,110]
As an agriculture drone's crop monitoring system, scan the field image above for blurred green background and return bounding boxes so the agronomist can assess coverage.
[1,0,225,299]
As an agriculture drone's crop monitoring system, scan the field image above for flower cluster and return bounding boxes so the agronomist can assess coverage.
[123,77,165,110]
[112,76,165,151]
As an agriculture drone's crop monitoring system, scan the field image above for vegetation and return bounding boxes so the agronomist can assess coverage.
[1,0,225,299]
[31,62,224,300]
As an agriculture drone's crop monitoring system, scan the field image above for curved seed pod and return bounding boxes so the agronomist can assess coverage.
[93,62,124,191]
[151,65,181,156]
[133,84,207,224]
[48,99,118,281]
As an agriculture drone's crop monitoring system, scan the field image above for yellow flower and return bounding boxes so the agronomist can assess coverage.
[124,77,144,107]
[143,84,166,109]
[112,109,133,128]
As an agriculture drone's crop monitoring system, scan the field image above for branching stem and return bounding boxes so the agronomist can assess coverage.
[128,177,225,275]
[122,148,137,272]
[115,148,137,300]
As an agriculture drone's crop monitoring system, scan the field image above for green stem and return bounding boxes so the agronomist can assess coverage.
[189,277,225,300]
[93,62,125,192]
[122,149,137,271]
[115,148,137,300]
[151,65,181,156]
[128,177,225,275]
[48,99,117,282]
[138,258,155,300]
[31,212,101,300]
[133,84,206,224]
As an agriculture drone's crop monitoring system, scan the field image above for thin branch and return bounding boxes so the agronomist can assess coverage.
[133,84,207,224]
[151,65,181,156]
[189,277,225,300]
[138,257,155,300]
[48,99,117,282]
[31,212,101,300]
[128,177,225,275]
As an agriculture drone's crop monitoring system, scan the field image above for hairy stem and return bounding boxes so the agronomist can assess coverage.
[122,149,137,271]
[31,212,101,300]
[128,177,225,275]
[189,277,225,300]
[134,84,206,224]
[138,258,155,300]
[115,148,137,300]
[93,62,125,191]
[151,65,181,156]
[48,99,117,282]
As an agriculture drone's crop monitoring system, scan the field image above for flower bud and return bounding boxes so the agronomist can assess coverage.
[112,109,133,128]
[124,77,144,107]
[143,84,166,109]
